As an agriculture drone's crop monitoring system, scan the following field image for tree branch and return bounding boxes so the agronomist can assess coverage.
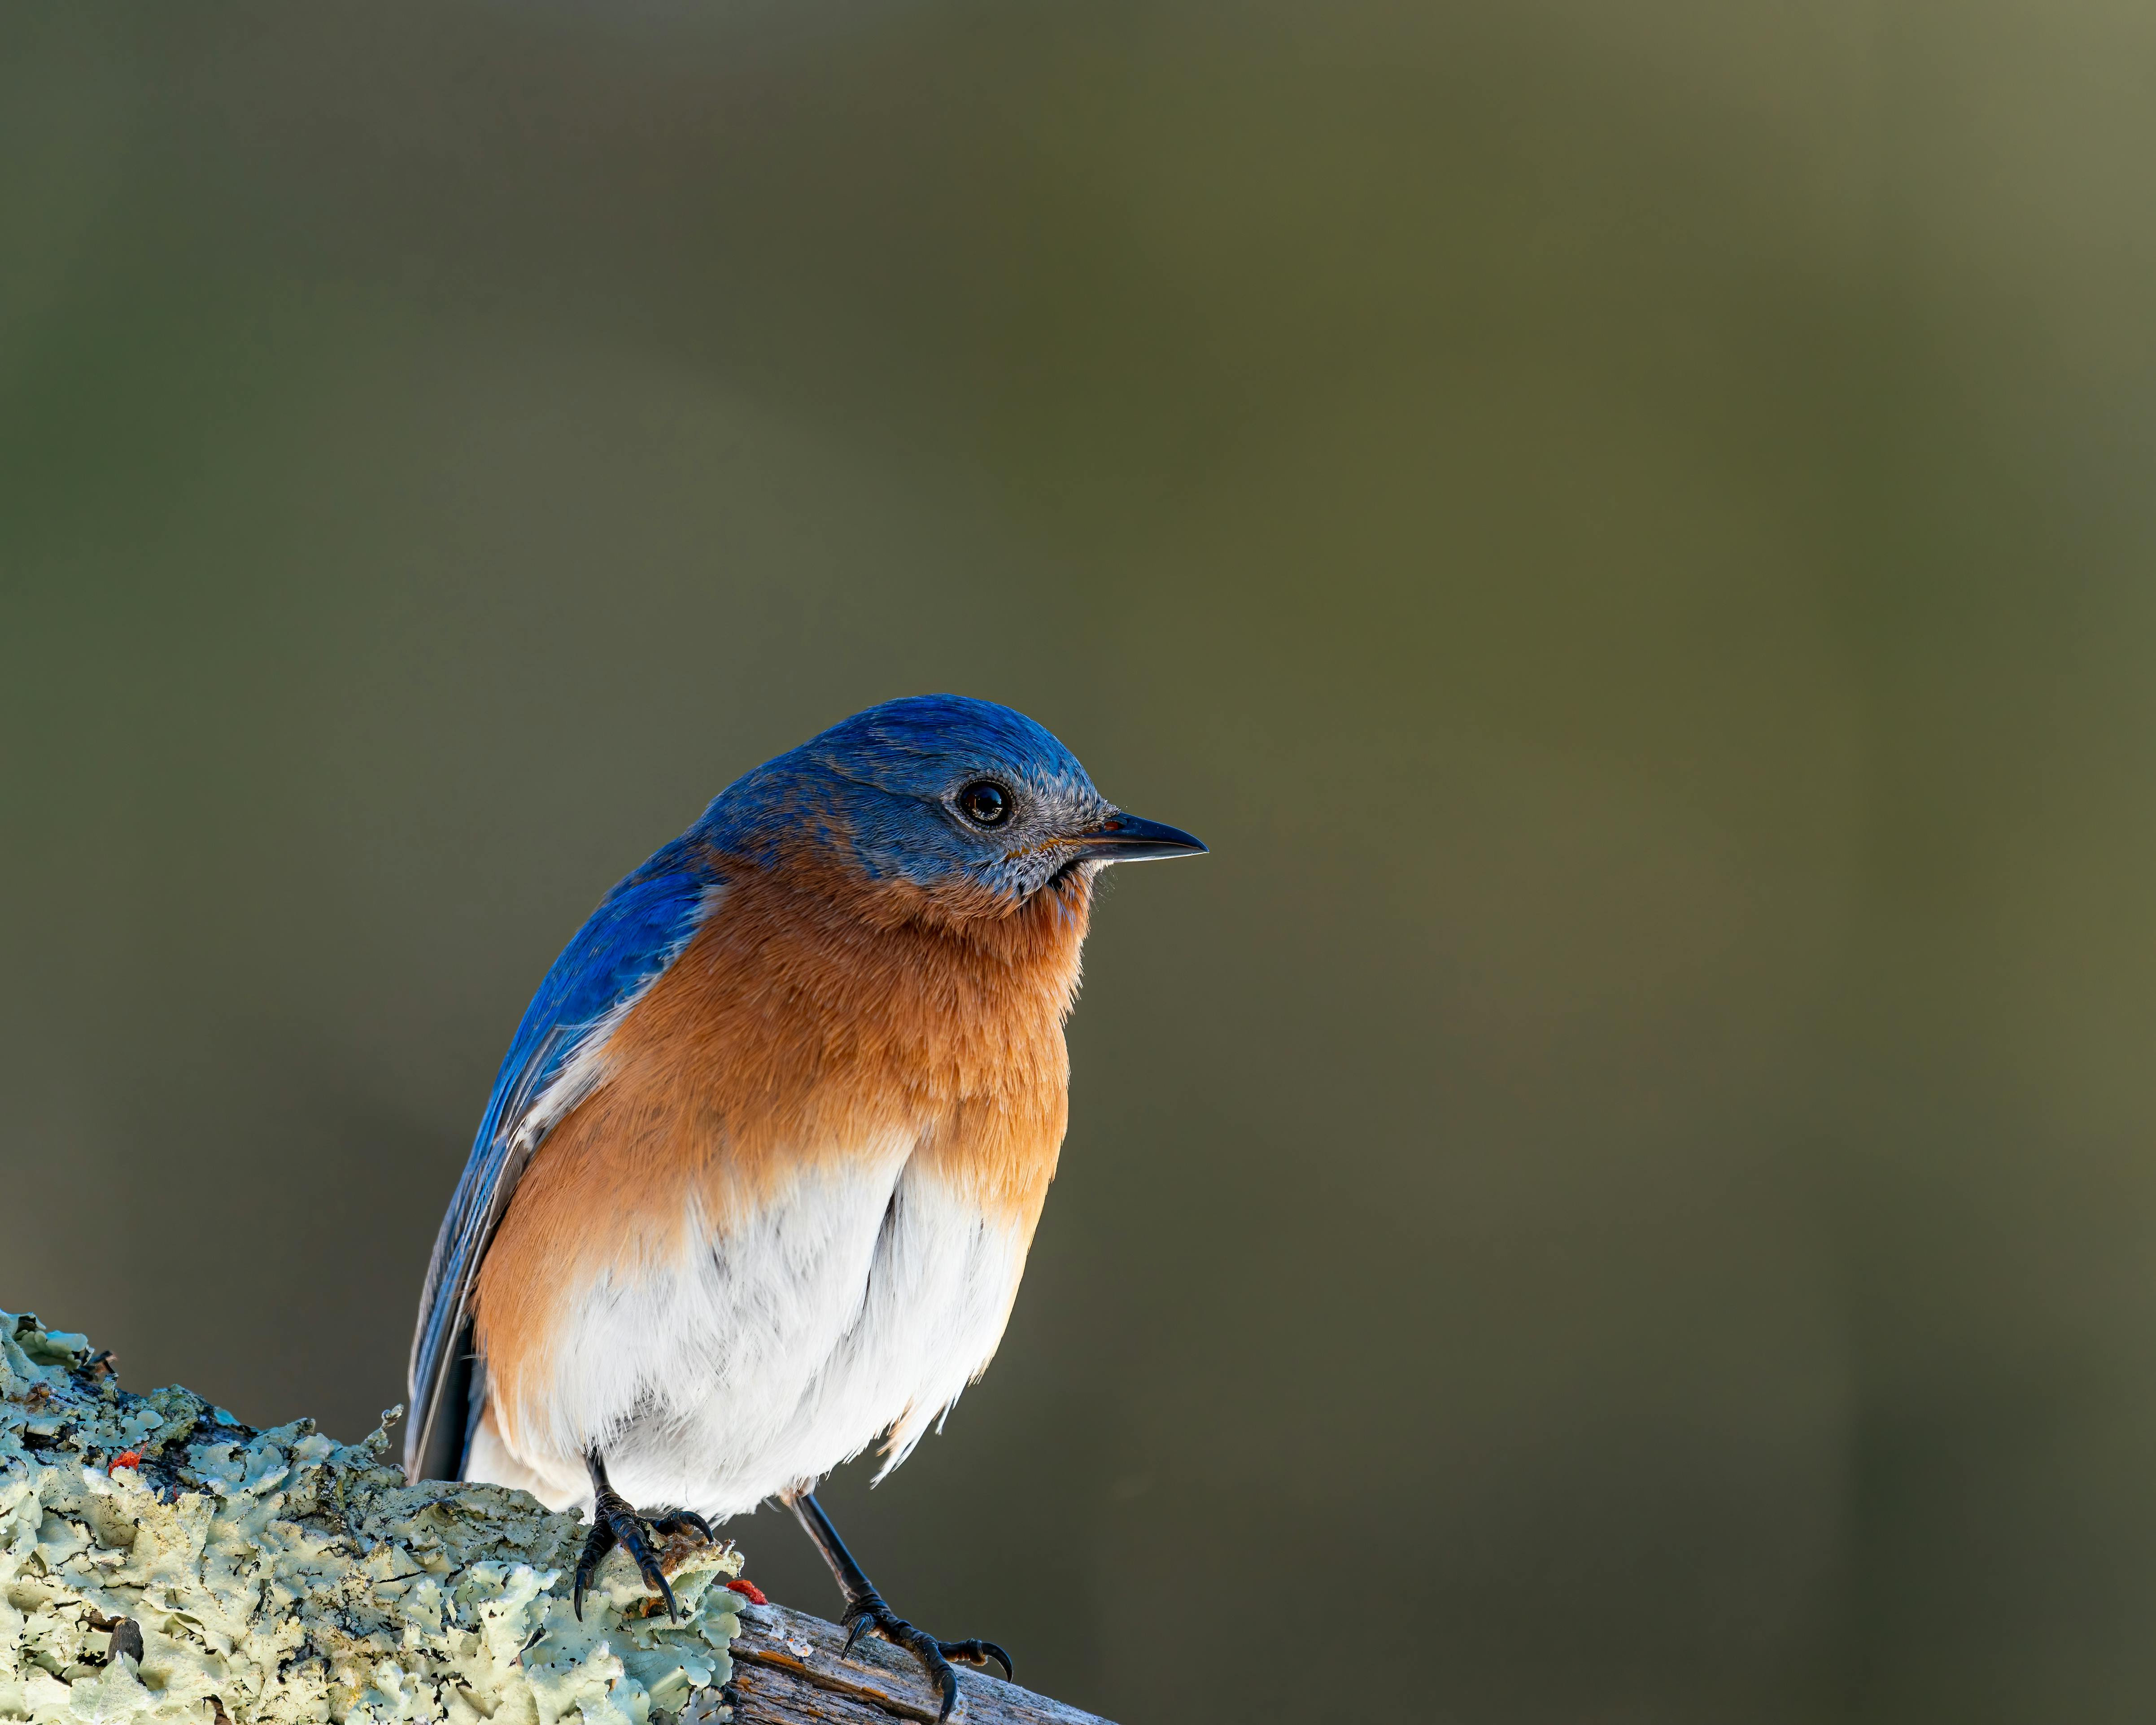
[0,1311,1108,1725]
[725,1602,1108,1725]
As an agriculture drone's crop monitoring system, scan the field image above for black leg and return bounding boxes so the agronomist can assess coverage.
[788,1491,1013,1724]
[572,1452,716,1621]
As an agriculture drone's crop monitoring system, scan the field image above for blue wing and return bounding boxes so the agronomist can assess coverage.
[404,834,723,1482]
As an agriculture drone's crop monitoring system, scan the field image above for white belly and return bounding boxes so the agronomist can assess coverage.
[467,1144,1029,1520]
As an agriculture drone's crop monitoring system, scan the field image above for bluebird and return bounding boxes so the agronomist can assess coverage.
[405,695,1204,1720]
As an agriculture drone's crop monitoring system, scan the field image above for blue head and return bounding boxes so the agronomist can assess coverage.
[698,695,1205,916]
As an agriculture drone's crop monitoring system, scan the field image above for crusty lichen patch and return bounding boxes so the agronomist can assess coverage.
[0,1312,743,1725]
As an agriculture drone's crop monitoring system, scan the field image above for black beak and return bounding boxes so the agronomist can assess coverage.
[1068,812,1209,864]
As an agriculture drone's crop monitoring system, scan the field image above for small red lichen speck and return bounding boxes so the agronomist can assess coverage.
[111,1451,142,1471]
[724,1579,769,1606]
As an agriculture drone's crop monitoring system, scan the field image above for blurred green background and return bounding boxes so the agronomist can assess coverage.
[7,1,2156,1719]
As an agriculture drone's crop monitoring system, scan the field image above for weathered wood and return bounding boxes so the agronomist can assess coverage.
[725,1600,1113,1725]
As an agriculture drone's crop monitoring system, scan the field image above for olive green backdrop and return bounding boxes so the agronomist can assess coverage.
[8,2,2156,1720]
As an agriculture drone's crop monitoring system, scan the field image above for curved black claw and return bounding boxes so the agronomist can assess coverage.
[572,1488,715,1621]
[840,1590,1014,1723]
[938,1639,1015,1683]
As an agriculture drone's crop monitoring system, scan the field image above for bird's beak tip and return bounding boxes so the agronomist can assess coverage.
[1072,812,1209,863]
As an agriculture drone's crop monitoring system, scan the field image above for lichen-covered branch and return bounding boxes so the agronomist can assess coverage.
[0,1314,1109,1725]
[0,1309,744,1725]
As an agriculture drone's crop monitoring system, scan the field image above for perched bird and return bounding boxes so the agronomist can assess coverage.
[405,695,1204,1720]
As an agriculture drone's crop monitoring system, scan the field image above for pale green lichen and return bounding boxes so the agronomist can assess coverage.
[0,1313,743,1725]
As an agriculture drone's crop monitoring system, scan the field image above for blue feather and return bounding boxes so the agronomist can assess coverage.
[404,835,722,1480]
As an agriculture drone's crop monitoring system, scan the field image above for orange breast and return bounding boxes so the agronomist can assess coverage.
[473,856,1090,1432]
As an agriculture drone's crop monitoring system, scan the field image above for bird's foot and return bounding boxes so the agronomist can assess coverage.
[840,1589,1012,1725]
[572,1487,715,1621]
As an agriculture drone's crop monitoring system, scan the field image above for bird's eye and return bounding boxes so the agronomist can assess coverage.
[958,781,1011,827]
